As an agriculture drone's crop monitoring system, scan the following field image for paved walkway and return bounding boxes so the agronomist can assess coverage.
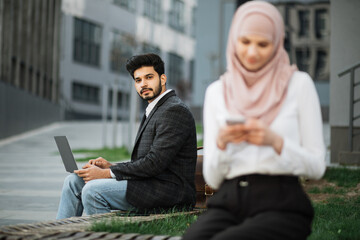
[0,121,331,226]
[0,121,134,226]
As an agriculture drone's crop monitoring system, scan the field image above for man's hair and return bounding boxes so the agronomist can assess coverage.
[126,53,165,79]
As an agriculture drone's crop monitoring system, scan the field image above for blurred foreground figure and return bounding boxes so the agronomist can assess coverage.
[183,1,325,239]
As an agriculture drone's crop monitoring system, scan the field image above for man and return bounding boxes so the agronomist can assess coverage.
[56,53,197,219]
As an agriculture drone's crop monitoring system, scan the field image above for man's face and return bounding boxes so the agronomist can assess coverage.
[133,66,167,103]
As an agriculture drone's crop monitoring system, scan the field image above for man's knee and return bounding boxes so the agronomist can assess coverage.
[81,180,108,205]
[63,174,83,190]
[81,180,112,214]
[64,173,77,183]
[81,181,97,201]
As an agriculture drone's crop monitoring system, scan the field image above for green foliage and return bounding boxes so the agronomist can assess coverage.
[73,147,130,162]
[197,139,203,147]
[90,213,198,236]
[196,123,203,147]
[196,123,203,134]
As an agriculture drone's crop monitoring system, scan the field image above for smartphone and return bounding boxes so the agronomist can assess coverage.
[226,117,246,125]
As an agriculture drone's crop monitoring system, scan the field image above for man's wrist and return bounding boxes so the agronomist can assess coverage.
[109,169,116,179]
[103,169,112,178]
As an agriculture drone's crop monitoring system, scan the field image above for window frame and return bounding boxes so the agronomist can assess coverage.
[168,0,185,32]
[73,17,102,67]
[109,30,136,74]
[167,52,184,87]
[143,0,163,23]
[72,81,100,105]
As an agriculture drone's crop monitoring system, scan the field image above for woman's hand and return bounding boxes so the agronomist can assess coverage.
[216,124,248,150]
[243,118,284,154]
[216,118,283,154]
[83,157,113,169]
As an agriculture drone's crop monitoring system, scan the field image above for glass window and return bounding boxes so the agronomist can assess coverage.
[315,9,328,39]
[109,31,136,74]
[189,59,194,89]
[167,52,184,86]
[72,82,100,104]
[143,0,163,23]
[315,50,328,81]
[298,10,309,38]
[169,0,185,32]
[142,42,161,55]
[191,7,196,37]
[113,0,136,12]
[73,18,102,66]
[296,48,311,73]
[108,90,129,109]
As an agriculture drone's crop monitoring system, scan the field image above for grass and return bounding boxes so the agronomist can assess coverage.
[307,186,347,195]
[307,167,360,239]
[88,167,360,238]
[196,122,203,135]
[73,146,130,162]
[309,196,360,240]
[197,139,203,147]
[322,167,360,188]
[196,122,203,147]
[89,211,198,236]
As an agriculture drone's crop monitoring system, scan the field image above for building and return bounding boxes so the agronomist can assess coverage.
[60,0,197,120]
[0,0,62,140]
[192,0,330,121]
[268,0,330,121]
[329,0,360,165]
[192,0,236,119]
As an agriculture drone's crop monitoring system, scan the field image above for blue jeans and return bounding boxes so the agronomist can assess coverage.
[56,174,134,219]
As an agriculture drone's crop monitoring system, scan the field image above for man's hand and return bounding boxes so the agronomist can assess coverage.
[83,157,113,169]
[74,166,111,183]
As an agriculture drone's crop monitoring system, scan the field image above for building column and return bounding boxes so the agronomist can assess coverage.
[38,0,48,98]
[0,0,3,81]
[5,0,14,85]
[31,0,40,95]
[14,0,23,87]
[24,0,33,92]
[52,0,61,103]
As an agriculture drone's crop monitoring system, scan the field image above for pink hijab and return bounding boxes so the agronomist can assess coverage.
[222,1,297,125]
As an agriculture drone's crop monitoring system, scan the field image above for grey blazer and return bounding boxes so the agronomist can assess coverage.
[110,90,197,210]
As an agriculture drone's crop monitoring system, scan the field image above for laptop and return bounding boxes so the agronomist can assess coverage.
[54,136,78,173]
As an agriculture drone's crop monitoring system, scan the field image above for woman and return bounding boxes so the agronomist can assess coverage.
[183,1,326,239]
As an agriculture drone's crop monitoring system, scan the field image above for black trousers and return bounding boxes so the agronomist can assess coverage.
[183,174,314,240]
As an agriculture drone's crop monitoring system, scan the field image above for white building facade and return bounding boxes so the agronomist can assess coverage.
[60,0,197,120]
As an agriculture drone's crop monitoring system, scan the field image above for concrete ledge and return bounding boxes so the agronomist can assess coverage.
[0,209,204,240]
[339,151,360,166]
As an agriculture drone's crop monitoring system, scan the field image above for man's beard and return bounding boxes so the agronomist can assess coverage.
[139,80,162,101]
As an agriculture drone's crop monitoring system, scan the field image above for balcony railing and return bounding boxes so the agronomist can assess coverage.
[338,61,360,151]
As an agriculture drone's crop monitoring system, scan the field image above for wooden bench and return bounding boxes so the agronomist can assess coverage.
[195,147,216,208]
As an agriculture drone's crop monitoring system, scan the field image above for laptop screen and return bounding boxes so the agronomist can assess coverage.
[54,136,78,173]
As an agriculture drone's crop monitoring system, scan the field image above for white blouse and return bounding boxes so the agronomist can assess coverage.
[203,71,326,189]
